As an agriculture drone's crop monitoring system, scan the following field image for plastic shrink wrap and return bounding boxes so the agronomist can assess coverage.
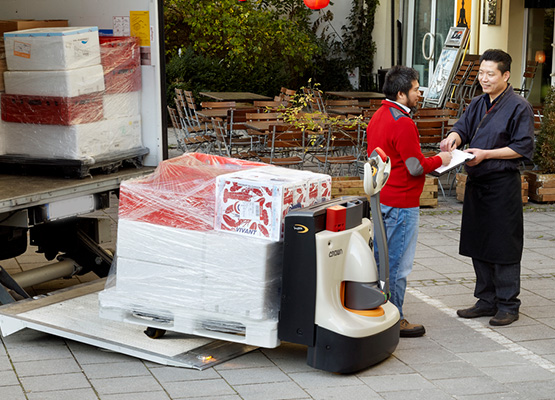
[99,153,332,348]
[0,28,144,163]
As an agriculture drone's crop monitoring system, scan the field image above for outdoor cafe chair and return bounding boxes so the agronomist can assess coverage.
[167,106,214,154]
[314,121,365,176]
[211,117,259,160]
[258,124,304,169]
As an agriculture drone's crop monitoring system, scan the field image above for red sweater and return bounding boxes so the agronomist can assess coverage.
[367,100,442,208]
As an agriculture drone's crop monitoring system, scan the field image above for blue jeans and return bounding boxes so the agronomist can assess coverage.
[374,205,420,319]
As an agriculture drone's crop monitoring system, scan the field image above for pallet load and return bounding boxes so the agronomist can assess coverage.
[99,153,332,348]
[0,26,146,177]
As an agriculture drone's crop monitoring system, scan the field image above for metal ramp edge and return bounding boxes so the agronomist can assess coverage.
[0,280,256,370]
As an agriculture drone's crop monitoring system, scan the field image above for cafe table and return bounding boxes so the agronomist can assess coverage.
[325,91,385,100]
[199,92,272,102]
[196,109,230,119]
[326,106,364,116]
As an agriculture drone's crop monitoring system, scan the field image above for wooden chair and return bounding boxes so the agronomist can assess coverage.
[258,124,304,168]
[211,117,259,160]
[314,122,365,176]
[514,61,538,99]
[167,106,214,153]
[253,100,289,111]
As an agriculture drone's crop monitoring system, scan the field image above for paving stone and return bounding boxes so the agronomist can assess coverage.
[359,373,435,392]
[234,381,311,400]
[163,378,236,399]
[217,366,290,385]
[102,392,171,400]
[27,388,99,400]
[432,376,509,396]
[90,375,163,395]
[80,360,150,379]
[0,369,20,386]
[20,372,91,393]
[458,350,533,368]
[478,363,555,383]
[13,358,82,377]
[305,383,382,400]
[0,384,26,400]
[411,360,483,380]
[380,388,455,400]
[67,341,137,364]
[287,370,362,389]
[5,345,74,363]
[215,350,275,370]
[149,365,221,382]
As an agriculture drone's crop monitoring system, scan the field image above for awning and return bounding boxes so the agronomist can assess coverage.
[525,0,555,8]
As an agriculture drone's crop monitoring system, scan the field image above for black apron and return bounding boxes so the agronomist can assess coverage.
[460,171,523,264]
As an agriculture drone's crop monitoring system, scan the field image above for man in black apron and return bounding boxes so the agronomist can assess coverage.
[440,49,534,326]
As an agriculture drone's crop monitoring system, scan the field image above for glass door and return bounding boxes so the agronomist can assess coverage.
[409,0,455,87]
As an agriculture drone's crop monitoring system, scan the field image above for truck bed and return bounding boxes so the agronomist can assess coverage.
[0,166,155,214]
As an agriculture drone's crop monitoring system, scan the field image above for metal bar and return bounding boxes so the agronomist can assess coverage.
[10,259,78,289]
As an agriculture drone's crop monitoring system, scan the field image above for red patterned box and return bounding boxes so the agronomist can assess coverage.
[1,93,103,125]
[215,167,331,241]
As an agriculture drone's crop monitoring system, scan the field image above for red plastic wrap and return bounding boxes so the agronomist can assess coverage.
[118,153,267,230]
[99,36,141,93]
[1,93,104,125]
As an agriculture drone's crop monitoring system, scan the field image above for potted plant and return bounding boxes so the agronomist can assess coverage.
[525,85,555,202]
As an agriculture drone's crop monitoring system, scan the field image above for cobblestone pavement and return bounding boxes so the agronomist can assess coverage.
[2,183,555,399]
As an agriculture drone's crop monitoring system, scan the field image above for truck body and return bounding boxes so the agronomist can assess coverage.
[0,0,167,301]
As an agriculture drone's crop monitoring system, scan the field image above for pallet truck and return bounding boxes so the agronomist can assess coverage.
[278,148,400,373]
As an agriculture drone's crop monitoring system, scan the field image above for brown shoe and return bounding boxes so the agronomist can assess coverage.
[399,319,426,337]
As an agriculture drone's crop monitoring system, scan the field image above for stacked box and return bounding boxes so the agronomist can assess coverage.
[4,27,100,70]
[1,93,104,125]
[99,36,141,94]
[1,116,142,159]
[0,20,69,92]
[0,26,145,163]
[215,166,332,241]
[99,153,332,347]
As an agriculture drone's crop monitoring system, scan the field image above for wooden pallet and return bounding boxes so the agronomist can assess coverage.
[331,175,438,207]
[0,147,149,179]
[456,172,529,204]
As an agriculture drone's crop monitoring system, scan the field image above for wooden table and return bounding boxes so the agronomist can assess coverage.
[196,109,230,119]
[326,107,364,116]
[326,91,385,100]
[243,121,288,133]
[199,92,272,102]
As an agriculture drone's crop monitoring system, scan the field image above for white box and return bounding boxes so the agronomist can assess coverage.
[103,91,141,119]
[4,64,105,97]
[113,219,283,320]
[215,167,331,241]
[4,26,100,71]
[2,115,142,160]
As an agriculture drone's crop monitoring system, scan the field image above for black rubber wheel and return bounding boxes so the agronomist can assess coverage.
[144,327,166,339]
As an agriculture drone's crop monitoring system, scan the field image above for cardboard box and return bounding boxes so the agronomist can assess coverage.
[0,20,69,36]
[4,64,105,97]
[215,167,331,241]
[4,26,100,71]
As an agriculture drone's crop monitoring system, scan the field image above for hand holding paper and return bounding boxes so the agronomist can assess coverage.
[430,149,476,176]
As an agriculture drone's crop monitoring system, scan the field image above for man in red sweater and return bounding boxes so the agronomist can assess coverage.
[367,66,451,337]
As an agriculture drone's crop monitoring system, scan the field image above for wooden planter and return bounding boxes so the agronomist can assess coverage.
[524,171,555,203]
[331,176,438,208]
[456,172,529,204]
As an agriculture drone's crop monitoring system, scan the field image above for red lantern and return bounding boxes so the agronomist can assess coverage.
[304,0,330,10]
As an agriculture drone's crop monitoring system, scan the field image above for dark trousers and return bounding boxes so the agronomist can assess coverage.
[473,258,521,313]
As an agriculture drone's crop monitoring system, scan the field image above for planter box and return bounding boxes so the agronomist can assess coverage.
[457,172,529,204]
[524,171,555,203]
[331,176,438,207]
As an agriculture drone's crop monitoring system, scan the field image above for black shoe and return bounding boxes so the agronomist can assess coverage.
[457,305,497,319]
[489,311,519,326]
[399,319,426,337]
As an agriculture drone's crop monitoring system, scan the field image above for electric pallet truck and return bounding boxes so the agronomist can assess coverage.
[278,148,400,373]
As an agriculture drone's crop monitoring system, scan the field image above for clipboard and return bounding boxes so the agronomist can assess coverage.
[430,149,475,176]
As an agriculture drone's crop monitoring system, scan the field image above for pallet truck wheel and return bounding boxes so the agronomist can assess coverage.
[144,327,166,339]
